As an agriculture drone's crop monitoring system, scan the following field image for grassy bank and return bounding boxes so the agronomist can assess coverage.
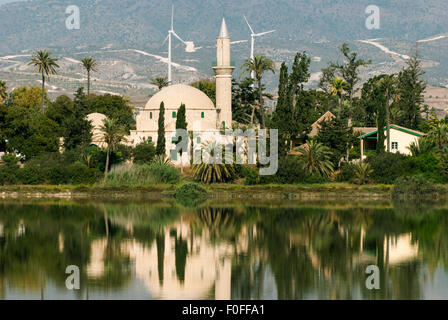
[0,182,396,200]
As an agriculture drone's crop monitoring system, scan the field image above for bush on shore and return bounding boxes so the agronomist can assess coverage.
[102,163,180,186]
[392,175,438,200]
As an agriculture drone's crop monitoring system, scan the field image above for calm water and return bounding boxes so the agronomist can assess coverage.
[1,198,448,300]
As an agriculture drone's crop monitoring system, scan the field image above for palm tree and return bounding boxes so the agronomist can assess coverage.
[330,77,349,110]
[193,141,237,184]
[99,118,128,174]
[241,55,275,128]
[151,77,169,90]
[81,57,98,95]
[28,50,59,113]
[0,80,7,104]
[407,137,436,156]
[297,140,334,179]
[428,123,448,149]
[379,75,396,152]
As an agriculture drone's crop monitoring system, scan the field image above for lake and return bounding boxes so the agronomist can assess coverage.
[0,198,448,300]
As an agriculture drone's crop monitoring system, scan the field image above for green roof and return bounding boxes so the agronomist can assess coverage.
[359,125,425,139]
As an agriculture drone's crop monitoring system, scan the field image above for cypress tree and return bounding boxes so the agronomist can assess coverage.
[176,103,188,172]
[396,53,426,130]
[271,62,293,155]
[156,102,166,156]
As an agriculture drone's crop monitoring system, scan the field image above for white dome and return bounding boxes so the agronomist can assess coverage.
[86,113,107,129]
[144,84,215,111]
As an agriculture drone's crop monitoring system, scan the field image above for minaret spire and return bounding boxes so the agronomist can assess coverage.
[213,16,234,130]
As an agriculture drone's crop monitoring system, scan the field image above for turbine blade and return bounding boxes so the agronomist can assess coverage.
[243,15,255,34]
[172,30,186,44]
[171,5,174,30]
[162,34,169,46]
[231,40,249,44]
[254,30,276,37]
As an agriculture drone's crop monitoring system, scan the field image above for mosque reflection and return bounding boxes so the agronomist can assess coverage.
[0,200,447,300]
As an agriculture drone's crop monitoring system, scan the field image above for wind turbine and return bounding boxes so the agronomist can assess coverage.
[243,15,275,80]
[163,5,195,84]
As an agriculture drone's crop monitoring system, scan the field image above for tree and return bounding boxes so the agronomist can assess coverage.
[0,80,7,105]
[360,75,388,153]
[241,55,275,128]
[8,86,47,110]
[379,75,396,152]
[232,78,256,124]
[289,52,311,110]
[156,102,166,156]
[175,103,188,174]
[81,58,98,95]
[4,106,60,159]
[332,43,371,100]
[297,140,334,179]
[315,117,354,167]
[271,62,293,154]
[61,88,92,150]
[318,64,337,94]
[86,94,135,131]
[330,77,350,110]
[396,53,426,130]
[191,80,216,104]
[133,139,156,164]
[28,50,59,113]
[151,77,169,90]
[99,118,128,173]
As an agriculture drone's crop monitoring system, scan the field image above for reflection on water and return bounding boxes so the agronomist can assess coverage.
[1,199,448,300]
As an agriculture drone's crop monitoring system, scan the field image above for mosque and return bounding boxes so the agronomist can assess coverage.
[125,18,235,163]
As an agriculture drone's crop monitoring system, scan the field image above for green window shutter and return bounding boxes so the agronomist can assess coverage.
[172,111,177,118]
[150,112,153,119]
[222,121,226,128]
[148,136,152,143]
[197,137,201,144]
[201,112,205,119]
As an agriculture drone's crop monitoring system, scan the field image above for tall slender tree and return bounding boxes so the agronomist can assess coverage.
[28,50,59,113]
[99,118,127,174]
[175,103,188,173]
[271,63,292,154]
[379,75,396,152]
[241,55,275,128]
[396,53,426,130]
[156,102,166,156]
[0,80,7,105]
[81,57,99,95]
[332,43,371,101]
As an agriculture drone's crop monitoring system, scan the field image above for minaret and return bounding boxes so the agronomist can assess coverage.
[213,17,234,130]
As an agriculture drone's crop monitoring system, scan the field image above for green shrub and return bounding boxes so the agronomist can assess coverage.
[392,175,438,200]
[103,163,180,186]
[353,162,373,185]
[337,162,356,182]
[174,183,208,206]
[15,167,45,185]
[147,162,180,184]
[0,169,18,185]
[1,153,21,170]
[366,152,409,184]
[133,140,156,164]
[261,156,322,184]
[405,153,447,183]
[241,166,261,185]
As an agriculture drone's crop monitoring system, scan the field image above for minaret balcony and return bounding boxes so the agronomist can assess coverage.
[212,61,235,67]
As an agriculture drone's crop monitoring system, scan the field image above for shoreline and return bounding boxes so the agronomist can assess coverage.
[0,183,394,200]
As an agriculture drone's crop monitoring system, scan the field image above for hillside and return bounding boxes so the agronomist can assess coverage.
[1,0,448,115]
